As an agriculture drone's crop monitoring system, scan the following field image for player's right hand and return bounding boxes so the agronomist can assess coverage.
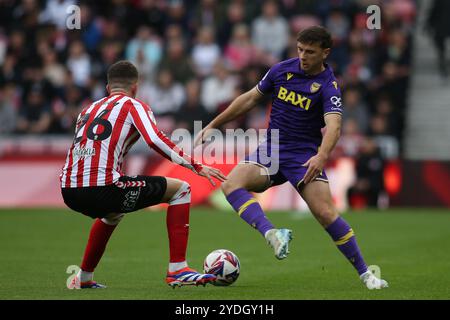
[197,165,227,187]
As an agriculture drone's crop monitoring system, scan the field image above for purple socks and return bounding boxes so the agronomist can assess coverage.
[326,216,368,275]
[226,188,274,237]
[226,189,368,276]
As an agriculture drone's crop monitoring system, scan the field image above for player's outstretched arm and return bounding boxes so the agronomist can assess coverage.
[194,87,264,147]
[129,99,226,186]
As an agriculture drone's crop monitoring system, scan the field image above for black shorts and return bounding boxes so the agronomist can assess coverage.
[61,175,167,219]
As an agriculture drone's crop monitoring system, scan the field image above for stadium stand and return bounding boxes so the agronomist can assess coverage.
[0,0,419,209]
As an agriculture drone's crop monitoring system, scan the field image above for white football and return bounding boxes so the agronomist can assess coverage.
[203,249,240,286]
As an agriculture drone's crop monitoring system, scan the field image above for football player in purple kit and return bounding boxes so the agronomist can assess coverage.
[195,26,388,289]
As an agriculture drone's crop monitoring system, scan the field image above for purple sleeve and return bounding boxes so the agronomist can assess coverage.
[256,66,277,94]
[322,80,343,116]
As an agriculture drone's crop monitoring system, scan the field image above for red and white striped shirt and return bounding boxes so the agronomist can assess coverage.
[60,93,202,188]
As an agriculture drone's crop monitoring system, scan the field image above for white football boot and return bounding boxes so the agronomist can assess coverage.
[360,270,389,290]
[265,229,293,260]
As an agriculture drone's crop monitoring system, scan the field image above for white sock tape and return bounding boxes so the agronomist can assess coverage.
[169,182,191,205]
[101,213,125,225]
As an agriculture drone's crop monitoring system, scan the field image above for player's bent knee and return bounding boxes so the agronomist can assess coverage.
[101,213,125,225]
[168,181,191,205]
[221,179,244,196]
[317,208,339,227]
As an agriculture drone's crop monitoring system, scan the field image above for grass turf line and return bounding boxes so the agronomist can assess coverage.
[0,208,449,299]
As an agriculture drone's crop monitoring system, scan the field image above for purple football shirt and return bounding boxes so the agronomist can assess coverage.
[257,57,343,150]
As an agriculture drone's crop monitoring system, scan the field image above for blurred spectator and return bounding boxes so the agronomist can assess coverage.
[342,87,370,134]
[285,30,300,59]
[0,0,415,164]
[376,29,411,77]
[176,79,210,132]
[101,41,123,72]
[6,30,28,73]
[192,0,222,31]
[425,0,450,79]
[251,0,289,60]
[349,12,378,50]
[369,114,390,136]
[125,26,162,82]
[138,69,185,117]
[128,0,166,37]
[347,137,385,208]
[338,118,365,158]
[164,24,185,43]
[368,114,399,159]
[326,9,351,69]
[191,26,221,77]
[80,3,102,53]
[12,0,41,51]
[48,84,85,134]
[22,63,55,106]
[0,30,7,65]
[39,0,75,30]
[0,1,15,31]
[85,76,105,102]
[289,14,322,39]
[345,49,372,83]
[383,0,416,25]
[371,61,408,118]
[101,19,127,44]
[217,1,247,48]
[277,0,299,18]
[16,88,51,134]
[201,61,237,115]
[326,9,351,46]
[0,83,17,134]
[0,54,21,84]
[224,24,259,71]
[42,49,66,89]
[159,39,195,84]
[374,96,401,139]
[165,0,190,33]
[66,40,91,88]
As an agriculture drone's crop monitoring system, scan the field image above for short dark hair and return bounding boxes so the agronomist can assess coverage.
[297,26,332,49]
[107,60,139,89]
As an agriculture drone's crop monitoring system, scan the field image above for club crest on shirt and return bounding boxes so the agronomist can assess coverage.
[332,81,338,90]
[287,72,294,80]
[310,82,321,93]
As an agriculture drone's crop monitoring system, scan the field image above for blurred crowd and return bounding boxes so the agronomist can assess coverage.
[0,0,417,209]
[0,0,415,154]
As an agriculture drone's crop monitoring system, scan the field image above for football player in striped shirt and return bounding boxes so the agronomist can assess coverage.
[196,26,388,290]
[62,61,226,288]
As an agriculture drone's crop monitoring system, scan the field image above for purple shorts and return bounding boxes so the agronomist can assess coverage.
[242,140,328,192]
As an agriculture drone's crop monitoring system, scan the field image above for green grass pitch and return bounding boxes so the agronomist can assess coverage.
[0,208,449,300]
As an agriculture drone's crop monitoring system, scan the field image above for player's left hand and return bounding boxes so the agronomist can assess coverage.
[302,153,327,184]
[197,165,227,187]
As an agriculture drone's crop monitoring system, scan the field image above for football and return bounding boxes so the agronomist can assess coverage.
[203,249,240,286]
